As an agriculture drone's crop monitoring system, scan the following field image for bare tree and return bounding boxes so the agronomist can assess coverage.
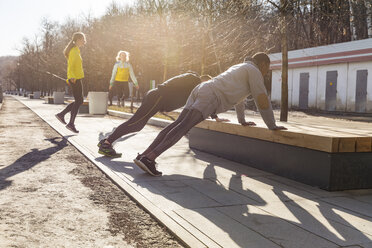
[267,0,289,121]
[8,0,369,102]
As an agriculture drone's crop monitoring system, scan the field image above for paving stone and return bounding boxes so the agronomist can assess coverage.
[222,175,318,205]
[181,178,256,205]
[131,180,222,211]
[358,240,372,248]
[217,205,339,248]
[258,200,372,246]
[352,195,372,206]
[287,196,372,236]
[175,208,280,248]
[265,175,349,198]
[320,197,372,218]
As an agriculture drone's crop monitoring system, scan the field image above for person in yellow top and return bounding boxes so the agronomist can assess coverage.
[55,32,86,133]
[108,50,139,107]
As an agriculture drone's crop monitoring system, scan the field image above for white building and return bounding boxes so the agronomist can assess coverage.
[269,38,372,113]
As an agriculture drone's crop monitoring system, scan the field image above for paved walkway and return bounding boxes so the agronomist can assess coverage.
[11,95,372,248]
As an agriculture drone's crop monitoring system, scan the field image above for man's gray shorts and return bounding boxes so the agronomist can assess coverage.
[184,82,218,119]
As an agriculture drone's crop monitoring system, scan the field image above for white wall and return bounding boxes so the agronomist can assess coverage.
[271,59,372,112]
[272,67,317,109]
[347,62,372,112]
[270,70,294,106]
[271,70,281,104]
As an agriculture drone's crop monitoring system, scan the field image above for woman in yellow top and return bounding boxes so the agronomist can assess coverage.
[108,50,139,107]
[55,32,86,133]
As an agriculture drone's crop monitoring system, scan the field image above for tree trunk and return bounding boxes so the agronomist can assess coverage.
[201,28,207,75]
[162,59,168,82]
[349,0,357,40]
[366,0,372,37]
[280,0,289,122]
[207,0,222,75]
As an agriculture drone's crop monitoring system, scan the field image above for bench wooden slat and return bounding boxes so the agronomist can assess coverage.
[195,120,372,153]
[338,138,356,152]
[356,137,372,152]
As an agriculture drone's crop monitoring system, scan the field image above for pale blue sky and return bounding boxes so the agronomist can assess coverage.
[0,0,134,56]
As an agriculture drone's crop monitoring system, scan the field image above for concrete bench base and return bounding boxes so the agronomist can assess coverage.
[189,127,372,191]
[52,92,65,104]
[45,97,54,104]
[79,102,89,114]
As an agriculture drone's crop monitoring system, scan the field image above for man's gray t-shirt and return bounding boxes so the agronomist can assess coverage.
[205,61,276,129]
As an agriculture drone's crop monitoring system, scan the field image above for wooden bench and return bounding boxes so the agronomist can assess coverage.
[189,119,372,191]
[66,100,89,113]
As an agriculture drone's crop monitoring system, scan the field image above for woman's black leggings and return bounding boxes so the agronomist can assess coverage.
[115,81,129,101]
[59,79,83,125]
[107,89,164,143]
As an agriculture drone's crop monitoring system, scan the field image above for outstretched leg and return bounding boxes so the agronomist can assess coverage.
[106,90,163,144]
[134,108,203,176]
[145,108,204,160]
[98,89,164,158]
[140,108,190,156]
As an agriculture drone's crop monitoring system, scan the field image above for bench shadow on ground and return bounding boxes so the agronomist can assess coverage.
[0,136,71,191]
[126,148,370,247]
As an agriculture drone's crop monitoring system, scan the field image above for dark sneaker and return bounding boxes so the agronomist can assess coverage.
[98,142,122,158]
[97,139,106,148]
[55,113,66,124]
[66,123,79,133]
[134,156,162,176]
[135,153,142,161]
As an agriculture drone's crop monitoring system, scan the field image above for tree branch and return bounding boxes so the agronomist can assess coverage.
[267,0,280,9]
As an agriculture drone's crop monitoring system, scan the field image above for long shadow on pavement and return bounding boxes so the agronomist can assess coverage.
[128,148,371,247]
[198,149,372,247]
[93,138,371,247]
[0,136,69,191]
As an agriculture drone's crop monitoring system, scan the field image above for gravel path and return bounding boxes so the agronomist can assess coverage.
[0,97,183,248]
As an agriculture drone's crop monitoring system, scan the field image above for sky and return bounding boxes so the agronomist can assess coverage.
[0,0,135,57]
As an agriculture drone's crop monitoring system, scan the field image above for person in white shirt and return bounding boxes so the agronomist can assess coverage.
[108,50,139,107]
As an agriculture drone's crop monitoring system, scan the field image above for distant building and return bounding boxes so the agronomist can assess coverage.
[269,38,372,113]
